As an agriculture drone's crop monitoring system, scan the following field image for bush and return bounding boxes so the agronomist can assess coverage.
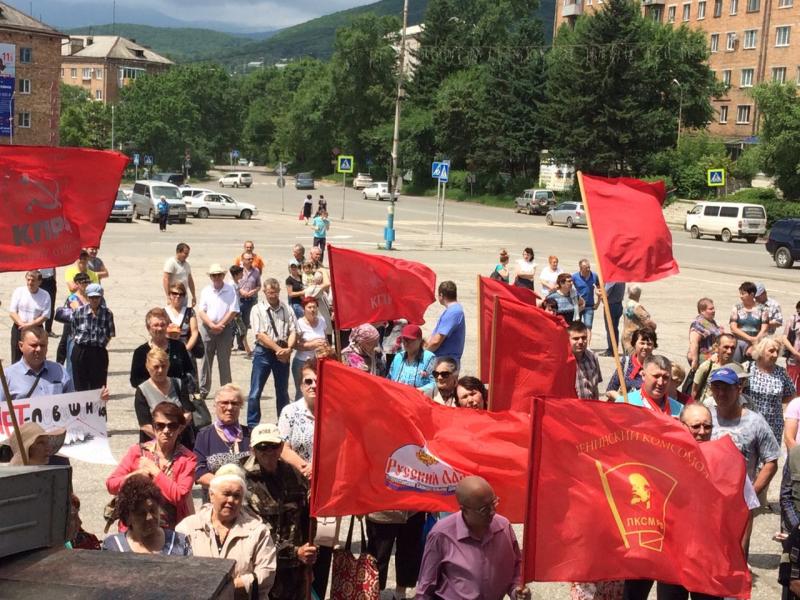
[721,187,800,227]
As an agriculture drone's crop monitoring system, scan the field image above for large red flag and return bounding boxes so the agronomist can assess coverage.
[311,360,530,521]
[477,276,539,382]
[489,296,576,411]
[0,146,129,271]
[328,245,436,329]
[580,173,679,283]
[524,397,751,598]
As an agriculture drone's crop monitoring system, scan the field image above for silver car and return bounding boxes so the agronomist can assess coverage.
[545,202,586,228]
[186,192,257,219]
[109,189,134,222]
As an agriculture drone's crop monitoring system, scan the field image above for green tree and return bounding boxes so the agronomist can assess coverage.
[751,82,800,199]
[59,84,112,149]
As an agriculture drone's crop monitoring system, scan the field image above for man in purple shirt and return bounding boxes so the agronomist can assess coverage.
[416,476,530,600]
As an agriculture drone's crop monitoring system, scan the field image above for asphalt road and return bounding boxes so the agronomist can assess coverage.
[0,169,793,599]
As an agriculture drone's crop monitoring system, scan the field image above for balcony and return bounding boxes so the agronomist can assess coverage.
[642,0,666,4]
[562,0,584,16]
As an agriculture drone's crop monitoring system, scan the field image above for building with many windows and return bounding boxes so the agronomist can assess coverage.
[554,0,799,142]
[60,35,173,104]
[0,1,63,146]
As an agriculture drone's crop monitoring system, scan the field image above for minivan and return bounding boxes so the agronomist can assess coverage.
[131,181,188,224]
[684,202,767,243]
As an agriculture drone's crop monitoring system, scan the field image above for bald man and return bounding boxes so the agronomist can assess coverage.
[416,476,530,600]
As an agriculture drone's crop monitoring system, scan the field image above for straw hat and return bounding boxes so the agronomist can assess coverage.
[9,422,66,465]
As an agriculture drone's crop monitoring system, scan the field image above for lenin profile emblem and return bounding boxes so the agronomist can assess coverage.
[595,461,677,552]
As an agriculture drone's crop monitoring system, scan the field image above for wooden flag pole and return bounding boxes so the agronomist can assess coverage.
[577,171,629,403]
[0,359,28,464]
[487,295,500,411]
[476,274,483,380]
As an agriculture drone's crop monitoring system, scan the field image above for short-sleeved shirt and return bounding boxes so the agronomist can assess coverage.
[70,303,115,347]
[729,302,768,337]
[545,290,578,324]
[572,271,598,307]
[312,216,329,239]
[710,407,780,482]
[102,530,191,556]
[0,358,74,402]
[251,301,296,346]
[238,267,261,296]
[432,302,466,361]
[785,397,800,445]
[278,399,315,463]
[64,266,98,286]
[285,276,304,307]
[198,282,239,325]
[575,350,602,399]
[746,362,796,442]
[294,316,328,362]
[604,282,626,305]
[9,286,51,323]
[163,256,192,290]
[785,315,800,366]
[764,297,784,333]
[626,389,683,417]
[87,257,106,274]
[539,266,563,296]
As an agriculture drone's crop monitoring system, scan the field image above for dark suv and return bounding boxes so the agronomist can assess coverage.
[766,218,800,268]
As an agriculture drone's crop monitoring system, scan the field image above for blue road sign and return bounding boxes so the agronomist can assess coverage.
[438,163,449,182]
[432,162,450,182]
[707,168,725,187]
[337,156,353,173]
[144,155,153,166]
[133,153,140,167]
[231,149,240,159]
[431,161,443,178]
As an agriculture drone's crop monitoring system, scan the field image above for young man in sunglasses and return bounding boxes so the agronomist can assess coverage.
[431,357,459,406]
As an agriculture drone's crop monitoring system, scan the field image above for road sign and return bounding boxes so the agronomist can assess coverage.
[432,162,449,182]
[707,168,725,187]
[431,161,442,178]
[133,153,140,167]
[231,149,240,159]
[337,155,354,174]
[276,177,286,188]
[144,155,153,166]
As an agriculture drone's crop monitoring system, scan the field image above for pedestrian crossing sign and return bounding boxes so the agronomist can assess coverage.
[707,168,725,187]
[431,162,449,182]
[337,155,354,174]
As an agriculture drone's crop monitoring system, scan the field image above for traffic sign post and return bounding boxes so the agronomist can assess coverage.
[707,168,725,187]
[432,160,450,246]
[278,162,285,213]
[337,155,354,220]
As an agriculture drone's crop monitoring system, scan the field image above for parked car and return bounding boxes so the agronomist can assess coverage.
[353,173,373,190]
[131,180,188,224]
[766,218,800,268]
[295,172,315,190]
[219,172,253,188]
[180,186,214,199]
[150,172,185,186]
[363,182,394,201]
[109,189,134,223]
[515,189,556,215]
[545,202,586,228]
[684,201,767,243]
[237,158,248,166]
[186,192,257,219]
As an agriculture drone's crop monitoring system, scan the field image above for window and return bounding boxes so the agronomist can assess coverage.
[17,79,30,94]
[120,66,145,80]
[746,0,760,11]
[70,68,77,79]
[17,112,30,128]
[19,47,31,63]
[720,206,739,217]
[60,68,64,77]
[698,1,707,17]
[82,68,92,79]
[744,29,758,48]
[730,0,738,13]
[95,89,103,100]
[710,33,720,51]
[95,68,103,80]
[736,105,751,123]
[714,0,723,16]
[741,68,754,86]
[776,26,791,46]
[719,105,729,123]
[682,3,691,19]
[668,5,676,21]
[779,0,792,6]
[650,6,664,20]
[726,32,737,50]
[773,66,787,82]
[722,69,731,85]
[704,206,720,216]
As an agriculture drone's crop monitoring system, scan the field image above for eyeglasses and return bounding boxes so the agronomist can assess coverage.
[169,291,186,297]
[303,378,317,386]
[254,443,282,451]
[432,370,454,378]
[154,421,181,432]
[464,496,500,516]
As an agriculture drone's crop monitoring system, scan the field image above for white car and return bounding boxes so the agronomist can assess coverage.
[180,186,214,199]
[186,192,258,219]
[219,172,253,188]
[362,182,394,201]
[353,173,373,190]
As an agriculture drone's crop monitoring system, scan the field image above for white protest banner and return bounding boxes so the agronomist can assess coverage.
[0,389,116,465]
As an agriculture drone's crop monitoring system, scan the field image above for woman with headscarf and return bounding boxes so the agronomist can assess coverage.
[341,323,387,377]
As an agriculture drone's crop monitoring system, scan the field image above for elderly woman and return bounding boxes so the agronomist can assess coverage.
[130,307,196,390]
[730,281,769,363]
[243,423,318,600]
[606,327,657,399]
[432,357,460,406]
[6,422,65,465]
[164,282,201,358]
[304,271,333,338]
[292,296,327,400]
[388,324,436,397]
[545,273,583,325]
[747,337,796,443]
[539,255,563,296]
[455,376,488,410]
[687,297,722,370]
[107,402,197,530]
[622,285,657,354]
[194,384,251,501]
[178,465,276,599]
[103,474,191,555]
[341,323,387,376]
[134,347,195,447]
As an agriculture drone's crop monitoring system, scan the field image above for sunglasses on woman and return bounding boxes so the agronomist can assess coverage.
[154,421,181,432]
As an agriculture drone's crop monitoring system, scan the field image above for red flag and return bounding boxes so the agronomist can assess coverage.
[477,276,539,382]
[581,173,679,283]
[311,360,530,521]
[0,146,128,271]
[328,245,436,329]
[489,297,576,411]
[524,397,751,598]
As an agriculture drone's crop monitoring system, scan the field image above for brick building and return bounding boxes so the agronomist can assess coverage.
[553,0,800,143]
[0,2,63,146]
[60,35,172,104]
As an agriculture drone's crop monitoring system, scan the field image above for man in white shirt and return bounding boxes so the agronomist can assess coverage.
[196,263,240,399]
[8,270,51,362]
[163,242,196,306]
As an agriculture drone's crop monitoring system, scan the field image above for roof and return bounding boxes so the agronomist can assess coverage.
[61,36,173,65]
[0,1,63,37]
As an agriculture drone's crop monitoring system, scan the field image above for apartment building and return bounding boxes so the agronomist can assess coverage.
[0,1,63,146]
[554,0,799,142]
[60,35,172,104]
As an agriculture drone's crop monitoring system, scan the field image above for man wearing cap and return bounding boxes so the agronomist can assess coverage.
[388,324,436,397]
[69,283,115,392]
[247,278,297,428]
[624,355,683,417]
[163,243,196,307]
[243,423,317,600]
[197,263,240,399]
[755,282,783,335]
[8,270,51,363]
[426,281,466,364]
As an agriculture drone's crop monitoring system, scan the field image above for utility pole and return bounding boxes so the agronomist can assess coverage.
[383,0,409,250]
[110,104,115,150]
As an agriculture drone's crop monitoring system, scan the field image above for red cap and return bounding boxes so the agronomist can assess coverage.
[400,324,422,340]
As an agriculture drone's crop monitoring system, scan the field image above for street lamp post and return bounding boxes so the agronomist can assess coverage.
[672,78,683,148]
[8,92,14,145]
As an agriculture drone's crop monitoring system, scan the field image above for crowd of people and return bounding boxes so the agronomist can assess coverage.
[4,236,800,600]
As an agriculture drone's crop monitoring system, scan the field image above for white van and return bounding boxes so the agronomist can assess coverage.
[684,202,767,243]
[131,180,188,224]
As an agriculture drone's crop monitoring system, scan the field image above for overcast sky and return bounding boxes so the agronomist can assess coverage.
[8,0,380,30]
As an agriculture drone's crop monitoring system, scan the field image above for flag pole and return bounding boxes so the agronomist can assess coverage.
[0,360,28,465]
[477,274,483,380]
[487,295,500,411]
[577,171,629,403]
[327,245,343,360]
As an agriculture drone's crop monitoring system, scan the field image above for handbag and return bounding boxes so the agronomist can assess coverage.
[55,304,73,324]
[192,394,213,429]
[180,308,205,359]
[330,517,379,600]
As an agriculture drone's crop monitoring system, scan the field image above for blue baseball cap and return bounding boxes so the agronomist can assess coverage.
[709,367,739,385]
[86,283,103,297]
